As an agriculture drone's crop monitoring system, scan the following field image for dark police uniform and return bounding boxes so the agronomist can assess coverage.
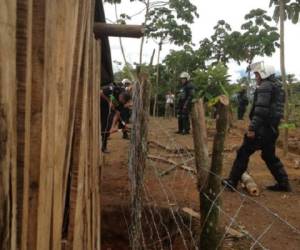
[226,76,290,191]
[101,85,124,151]
[237,89,249,120]
[177,81,195,134]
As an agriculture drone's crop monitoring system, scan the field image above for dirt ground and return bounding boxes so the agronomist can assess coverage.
[101,117,300,250]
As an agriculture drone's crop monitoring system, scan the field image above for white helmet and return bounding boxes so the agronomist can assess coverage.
[180,72,190,81]
[250,61,275,79]
[122,78,132,85]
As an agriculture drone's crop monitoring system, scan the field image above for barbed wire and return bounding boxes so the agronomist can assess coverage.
[119,116,300,249]
[148,118,300,249]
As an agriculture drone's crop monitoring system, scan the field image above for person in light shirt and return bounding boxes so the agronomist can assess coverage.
[165,91,175,118]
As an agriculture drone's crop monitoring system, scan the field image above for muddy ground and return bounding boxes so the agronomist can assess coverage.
[101,117,300,250]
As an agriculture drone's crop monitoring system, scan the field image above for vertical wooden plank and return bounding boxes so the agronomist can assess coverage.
[50,1,81,249]
[0,1,17,250]
[72,27,91,250]
[63,0,89,206]
[65,1,91,249]
[21,0,45,249]
[16,0,34,248]
[35,0,59,248]
[93,39,102,250]
[61,1,89,248]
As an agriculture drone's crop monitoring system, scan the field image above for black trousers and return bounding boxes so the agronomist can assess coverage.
[101,101,114,150]
[119,107,130,137]
[237,105,246,120]
[229,126,289,185]
[177,109,190,133]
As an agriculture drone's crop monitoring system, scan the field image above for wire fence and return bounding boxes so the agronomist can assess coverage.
[122,117,300,249]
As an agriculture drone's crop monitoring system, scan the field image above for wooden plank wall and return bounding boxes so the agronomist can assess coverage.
[0,0,102,249]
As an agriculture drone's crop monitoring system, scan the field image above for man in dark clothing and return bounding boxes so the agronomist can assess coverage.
[119,106,131,139]
[223,62,291,192]
[176,72,195,135]
[237,85,249,120]
[100,84,131,153]
[119,79,133,140]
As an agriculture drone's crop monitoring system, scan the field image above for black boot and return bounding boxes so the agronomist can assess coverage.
[101,147,110,154]
[123,131,129,140]
[266,182,292,192]
[222,179,238,192]
[266,162,291,192]
[176,115,183,134]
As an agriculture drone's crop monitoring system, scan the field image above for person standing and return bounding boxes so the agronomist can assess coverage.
[176,72,194,135]
[165,91,175,119]
[223,62,291,192]
[237,85,249,120]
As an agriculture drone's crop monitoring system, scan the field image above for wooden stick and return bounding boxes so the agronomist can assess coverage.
[148,140,193,154]
[94,23,144,38]
[191,99,210,188]
[241,173,260,197]
[147,154,195,176]
[182,207,200,220]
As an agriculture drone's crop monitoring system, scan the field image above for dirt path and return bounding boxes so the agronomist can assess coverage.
[101,118,300,250]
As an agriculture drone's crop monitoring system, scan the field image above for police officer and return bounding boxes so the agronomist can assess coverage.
[100,84,131,153]
[237,84,249,120]
[176,72,195,135]
[223,62,291,192]
[120,79,133,140]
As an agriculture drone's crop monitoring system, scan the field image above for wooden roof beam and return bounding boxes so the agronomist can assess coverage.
[94,23,144,38]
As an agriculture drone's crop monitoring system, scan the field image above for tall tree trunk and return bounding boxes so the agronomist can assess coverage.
[114,4,127,66]
[280,0,289,156]
[148,49,155,115]
[152,41,162,117]
[139,0,150,65]
[114,4,135,81]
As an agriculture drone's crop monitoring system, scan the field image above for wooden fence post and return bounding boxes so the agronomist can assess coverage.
[191,96,229,250]
[129,74,150,250]
[191,99,210,186]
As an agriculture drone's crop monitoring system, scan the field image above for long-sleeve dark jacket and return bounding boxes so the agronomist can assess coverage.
[237,90,249,107]
[249,78,284,132]
[177,82,195,111]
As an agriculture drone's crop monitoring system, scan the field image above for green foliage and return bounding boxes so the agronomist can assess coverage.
[279,122,296,129]
[235,9,280,65]
[105,0,198,46]
[145,0,198,45]
[193,63,231,101]
[210,20,232,65]
[113,64,136,82]
[270,0,300,24]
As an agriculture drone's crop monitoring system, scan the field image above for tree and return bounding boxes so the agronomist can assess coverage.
[210,20,232,66]
[270,0,300,156]
[240,9,280,67]
[224,8,280,84]
[144,0,198,116]
[193,63,231,102]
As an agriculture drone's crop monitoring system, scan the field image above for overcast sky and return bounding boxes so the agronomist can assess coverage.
[104,0,300,82]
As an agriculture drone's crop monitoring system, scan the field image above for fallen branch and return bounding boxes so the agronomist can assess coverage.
[182,207,201,220]
[147,154,178,166]
[147,154,195,176]
[241,172,260,197]
[148,140,193,154]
